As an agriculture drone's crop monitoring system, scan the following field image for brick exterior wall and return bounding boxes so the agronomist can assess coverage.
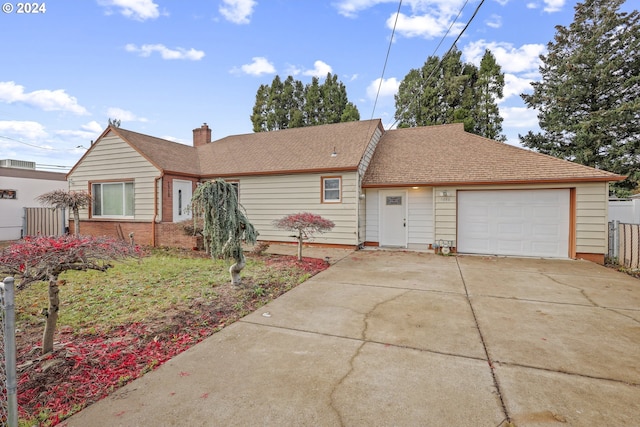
[156,222,202,250]
[72,219,202,250]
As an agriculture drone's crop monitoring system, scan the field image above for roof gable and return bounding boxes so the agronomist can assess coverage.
[112,127,200,175]
[362,123,624,186]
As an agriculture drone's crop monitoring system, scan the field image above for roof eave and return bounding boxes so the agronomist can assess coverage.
[201,166,359,179]
[362,175,627,188]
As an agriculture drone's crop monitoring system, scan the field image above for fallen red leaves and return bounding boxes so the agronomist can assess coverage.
[15,254,329,425]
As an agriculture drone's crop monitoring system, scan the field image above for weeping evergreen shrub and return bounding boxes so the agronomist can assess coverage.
[191,179,257,285]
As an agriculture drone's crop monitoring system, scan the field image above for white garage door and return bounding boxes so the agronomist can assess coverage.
[458,189,570,258]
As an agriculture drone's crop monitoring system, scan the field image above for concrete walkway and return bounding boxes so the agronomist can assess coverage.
[65,250,640,426]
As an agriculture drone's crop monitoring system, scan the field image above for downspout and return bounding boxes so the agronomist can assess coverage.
[152,172,164,247]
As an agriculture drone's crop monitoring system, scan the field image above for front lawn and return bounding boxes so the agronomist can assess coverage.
[13,248,328,426]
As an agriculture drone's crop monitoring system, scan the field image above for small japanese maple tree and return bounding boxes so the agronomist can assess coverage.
[273,212,335,261]
[0,235,142,354]
[37,189,92,236]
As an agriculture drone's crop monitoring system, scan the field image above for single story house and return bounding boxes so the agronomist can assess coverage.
[1,160,68,240]
[66,120,624,264]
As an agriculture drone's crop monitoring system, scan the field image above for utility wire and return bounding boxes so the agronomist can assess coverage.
[0,135,55,150]
[369,0,403,121]
[388,0,487,130]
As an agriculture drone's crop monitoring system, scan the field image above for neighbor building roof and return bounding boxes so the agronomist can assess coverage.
[362,123,625,187]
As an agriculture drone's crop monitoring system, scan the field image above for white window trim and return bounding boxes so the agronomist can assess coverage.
[91,181,135,219]
[322,176,342,203]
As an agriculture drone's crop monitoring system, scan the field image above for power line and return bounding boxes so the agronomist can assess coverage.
[388,0,487,130]
[369,0,403,121]
[0,135,56,150]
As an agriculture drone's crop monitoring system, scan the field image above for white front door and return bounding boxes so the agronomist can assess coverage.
[380,190,407,247]
[173,180,193,222]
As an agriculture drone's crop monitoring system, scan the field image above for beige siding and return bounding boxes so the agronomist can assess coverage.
[433,182,609,255]
[221,172,359,246]
[575,182,608,254]
[364,187,433,247]
[408,188,434,247]
[68,135,161,221]
[365,189,379,242]
[358,126,383,177]
[433,187,458,244]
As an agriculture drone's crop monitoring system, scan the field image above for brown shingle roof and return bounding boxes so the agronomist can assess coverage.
[196,119,383,176]
[362,123,625,186]
[112,127,201,175]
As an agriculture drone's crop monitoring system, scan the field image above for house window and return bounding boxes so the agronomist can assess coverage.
[92,182,134,217]
[322,176,341,203]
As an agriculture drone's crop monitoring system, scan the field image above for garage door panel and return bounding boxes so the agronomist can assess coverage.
[458,189,570,258]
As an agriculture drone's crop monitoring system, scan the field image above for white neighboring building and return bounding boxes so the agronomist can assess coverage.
[0,160,68,241]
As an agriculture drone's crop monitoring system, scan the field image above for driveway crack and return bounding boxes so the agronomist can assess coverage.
[329,341,365,427]
[456,257,511,424]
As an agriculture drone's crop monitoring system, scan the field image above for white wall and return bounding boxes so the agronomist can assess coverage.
[0,173,68,240]
[609,199,640,224]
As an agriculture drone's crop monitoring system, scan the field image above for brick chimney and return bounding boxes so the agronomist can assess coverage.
[193,123,212,147]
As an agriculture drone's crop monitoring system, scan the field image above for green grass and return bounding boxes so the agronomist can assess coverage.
[15,249,306,335]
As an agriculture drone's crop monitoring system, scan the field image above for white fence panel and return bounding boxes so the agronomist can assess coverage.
[609,199,640,224]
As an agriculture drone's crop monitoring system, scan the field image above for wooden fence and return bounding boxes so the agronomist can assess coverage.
[609,221,640,269]
[23,207,66,237]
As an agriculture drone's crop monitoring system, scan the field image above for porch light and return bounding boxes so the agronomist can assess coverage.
[331,147,337,157]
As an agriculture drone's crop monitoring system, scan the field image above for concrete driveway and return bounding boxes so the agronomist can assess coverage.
[65,250,640,427]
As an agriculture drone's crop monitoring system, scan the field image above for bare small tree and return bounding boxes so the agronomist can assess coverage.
[273,212,335,261]
[37,189,92,235]
[0,235,142,354]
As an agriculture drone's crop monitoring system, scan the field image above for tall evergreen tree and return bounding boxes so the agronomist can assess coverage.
[520,0,640,192]
[476,50,506,141]
[250,73,360,131]
[394,47,504,139]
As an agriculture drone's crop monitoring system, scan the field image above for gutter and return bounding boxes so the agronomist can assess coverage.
[152,172,164,247]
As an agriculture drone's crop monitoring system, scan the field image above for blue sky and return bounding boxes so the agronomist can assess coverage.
[0,0,629,171]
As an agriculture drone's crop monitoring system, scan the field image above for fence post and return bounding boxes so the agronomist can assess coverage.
[614,220,620,260]
[1,277,18,427]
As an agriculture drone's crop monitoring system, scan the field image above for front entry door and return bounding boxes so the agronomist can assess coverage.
[380,190,407,247]
[173,180,193,222]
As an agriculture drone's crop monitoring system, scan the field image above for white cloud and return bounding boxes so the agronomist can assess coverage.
[367,77,400,100]
[501,106,539,129]
[125,44,205,60]
[0,120,48,139]
[501,73,535,102]
[525,0,565,12]
[390,11,465,39]
[98,0,162,21]
[334,0,470,39]
[302,60,333,77]
[462,40,545,74]
[485,14,502,29]
[333,0,390,18]
[106,107,148,123]
[493,0,510,5]
[0,81,88,115]
[235,57,276,76]
[543,0,565,12]
[219,0,256,24]
[55,121,104,140]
